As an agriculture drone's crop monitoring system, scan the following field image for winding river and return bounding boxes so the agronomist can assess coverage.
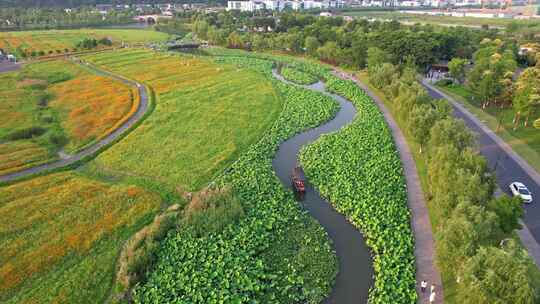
[271,69,374,303]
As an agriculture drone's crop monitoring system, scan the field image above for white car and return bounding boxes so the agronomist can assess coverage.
[509,182,533,203]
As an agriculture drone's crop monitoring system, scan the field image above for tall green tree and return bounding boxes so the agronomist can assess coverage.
[226,31,243,49]
[513,67,540,129]
[408,103,438,153]
[304,36,320,57]
[366,47,387,75]
[436,202,499,276]
[487,195,523,234]
[448,58,467,84]
[457,240,540,304]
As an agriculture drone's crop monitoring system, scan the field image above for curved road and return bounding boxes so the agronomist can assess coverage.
[0,62,149,183]
[271,69,374,304]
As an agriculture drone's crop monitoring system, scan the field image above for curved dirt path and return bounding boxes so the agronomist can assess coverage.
[272,69,374,304]
[0,62,149,183]
[334,70,443,303]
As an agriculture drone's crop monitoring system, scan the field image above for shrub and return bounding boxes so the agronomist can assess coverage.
[181,186,245,237]
[46,72,72,84]
[436,79,453,86]
[46,130,68,147]
[5,126,46,141]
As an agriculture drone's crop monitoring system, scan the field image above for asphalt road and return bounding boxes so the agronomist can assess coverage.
[0,61,149,183]
[0,60,21,73]
[421,81,540,244]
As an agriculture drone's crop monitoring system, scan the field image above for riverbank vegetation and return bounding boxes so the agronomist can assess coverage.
[0,58,135,175]
[127,56,339,304]
[0,171,161,304]
[367,48,540,303]
[280,66,318,85]
[2,49,337,304]
[300,77,416,303]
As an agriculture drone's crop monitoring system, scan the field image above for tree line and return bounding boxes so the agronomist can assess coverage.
[0,7,134,30]
[0,0,221,8]
[368,48,540,304]
[191,11,502,70]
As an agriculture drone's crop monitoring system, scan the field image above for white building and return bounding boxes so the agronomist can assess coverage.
[400,0,422,6]
[454,0,481,6]
[227,0,344,11]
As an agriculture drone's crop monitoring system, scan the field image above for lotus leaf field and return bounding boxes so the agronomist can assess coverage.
[300,77,417,303]
[280,66,319,85]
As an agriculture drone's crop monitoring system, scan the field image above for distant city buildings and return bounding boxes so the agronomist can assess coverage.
[227,0,345,11]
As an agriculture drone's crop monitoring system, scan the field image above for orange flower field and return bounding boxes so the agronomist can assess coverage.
[0,58,139,175]
[0,172,161,303]
[0,29,169,57]
[0,141,53,176]
[50,74,137,152]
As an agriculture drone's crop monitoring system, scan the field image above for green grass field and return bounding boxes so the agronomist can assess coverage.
[81,49,282,193]
[0,29,169,56]
[437,83,540,174]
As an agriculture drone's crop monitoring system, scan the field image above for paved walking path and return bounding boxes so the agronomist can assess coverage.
[0,60,20,73]
[334,70,444,304]
[0,61,150,183]
[422,79,540,268]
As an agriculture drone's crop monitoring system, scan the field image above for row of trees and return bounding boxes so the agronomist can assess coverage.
[369,48,540,303]
[191,11,497,70]
[448,38,540,130]
[0,7,134,30]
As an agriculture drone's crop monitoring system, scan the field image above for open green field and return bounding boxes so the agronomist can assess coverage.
[0,171,161,304]
[437,83,540,174]
[0,29,169,57]
[0,59,136,175]
[345,10,540,28]
[81,49,283,193]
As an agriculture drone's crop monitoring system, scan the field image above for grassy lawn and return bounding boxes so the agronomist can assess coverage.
[81,49,283,192]
[356,71,460,303]
[436,83,540,174]
[0,29,169,56]
[0,59,137,175]
[0,171,161,304]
